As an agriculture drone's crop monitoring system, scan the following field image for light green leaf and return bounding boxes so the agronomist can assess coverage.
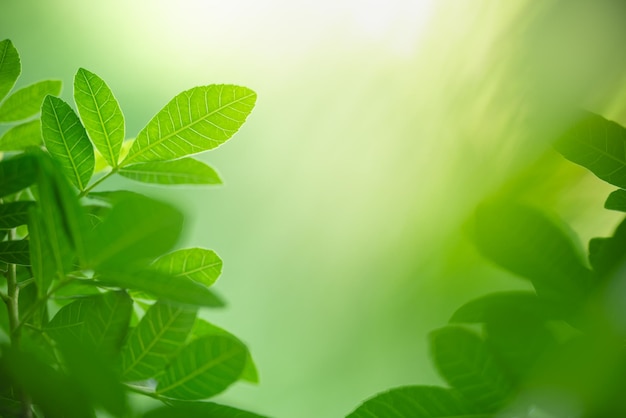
[123,85,256,164]
[0,201,34,228]
[143,402,269,418]
[0,80,61,122]
[0,119,41,150]
[430,326,513,412]
[83,290,133,356]
[153,248,222,287]
[119,158,222,185]
[121,300,197,381]
[605,189,626,212]
[347,386,487,418]
[0,39,20,102]
[0,153,38,198]
[0,240,29,265]
[28,207,55,297]
[74,68,124,167]
[41,95,95,190]
[155,335,247,400]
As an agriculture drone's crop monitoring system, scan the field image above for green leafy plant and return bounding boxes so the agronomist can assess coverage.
[0,39,267,418]
[347,111,626,418]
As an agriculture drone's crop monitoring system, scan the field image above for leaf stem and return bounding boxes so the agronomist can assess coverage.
[14,278,74,334]
[79,167,119,197]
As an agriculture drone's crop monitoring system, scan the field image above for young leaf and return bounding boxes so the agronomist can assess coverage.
[346,386,488,418]
[119,158,222,185]
[0,201,34,228]
[605,189,626,212]
[120,300,197,381]
[0,153,38,198]
[0,119,41,150]
[555,111,626,188]
[143,401,269,418]
[28,207,55,297]
[0,80,61,122]
[430,326,513,412]
[74,68,125,167]
[153,248,222,287]
[155,334,247,400]
[41,95,95,190]
[0,39,20,102]
[123,85,256,164]
[0,240,29,265]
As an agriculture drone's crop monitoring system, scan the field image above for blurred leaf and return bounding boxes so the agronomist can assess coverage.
[0,153,38,198]
[474,201,591,303]
[346,386,487,418]
[123,85,256,164]
[430,326,513,412]
[74,68,124,167]
[28,206,55,297]
[153,248,222,287]
[0,80,61,122]
[155,335,247,400]
[588,237,610,274]
[88,189,146,205]
[120,158,222,185]
[0,119,41,150]
[0,200,34,228]
[83,290,132,356]
[121,300,197,381]
[0,240,29,265]
[143,401,269,418]
[605,189,626,212]
[0,39,20,102]
[587,217,626,279]
[41,95,95,190]
[555,111,626,188]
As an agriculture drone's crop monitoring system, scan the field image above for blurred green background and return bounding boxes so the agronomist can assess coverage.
[3,1,626,416]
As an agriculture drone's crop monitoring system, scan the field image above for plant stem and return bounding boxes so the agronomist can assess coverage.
[79,167,119,197]
[14,279,73,335]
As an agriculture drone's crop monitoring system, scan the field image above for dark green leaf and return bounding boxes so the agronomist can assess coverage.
[28,206,55,297]
[41,95,95,190]
[153,248,222,287]
[45,297,93,342]
[347,386,487,418]
[587,217,626,279]
[0,240,29,265]
[120,300,197,381]
[0,119,41,150]
[155,335,247,400]
[0,201,34,228]
[430,326,513,412]
[474,201,591,303]
[143,402,269,418]
[0,80,61,122]
[0,39,20,102]
[123,85,256,164]
[74,68,125,167]
[0,153,38,198]
[83,290,133,356]
[119,158,222,185]
[605,189,626,212]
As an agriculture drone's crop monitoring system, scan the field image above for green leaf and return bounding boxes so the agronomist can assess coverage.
[587,217,626,279]
[474,201,591,304]
[83,290,133,356]
[430,326,513,412]
[0,201,34,228]
[143,402,269,418]
[0,240,29,265]
[153,248,222,287]
[0,39,20,102]
[0,80,61,122]
[88,192,182,269]
[119,158,222,185]
[45,297,93,342]
[120,300,197,381]
[605,189,626,212]
[74,68,125,167]
[123,85,256,164]
[155,334,247,400]
[95,268,224,308]
[0,119,41,150]
[41,95,95,190]
[346,386,487,418]
[0,153,38,198]
[555,111,626,188]
[28,206,55,297]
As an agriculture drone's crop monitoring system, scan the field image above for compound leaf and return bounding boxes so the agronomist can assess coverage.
[0,153,38,198]
[119,158,221,185]
[347,386,488,418]
[143,402,269,418]
[120,300,197,381]
[153,248,222,287]
[74,68,124,167]
[0,201,34,228]
[0,240,29,265]
[0,80,61,122]
[0,119,41,150]
[0,39,20,102]
[123,85,256,164]
[155,334,247,400]
[41,95,95,191]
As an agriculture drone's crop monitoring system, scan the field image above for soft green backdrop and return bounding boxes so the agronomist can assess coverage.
[2,1,626,417]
